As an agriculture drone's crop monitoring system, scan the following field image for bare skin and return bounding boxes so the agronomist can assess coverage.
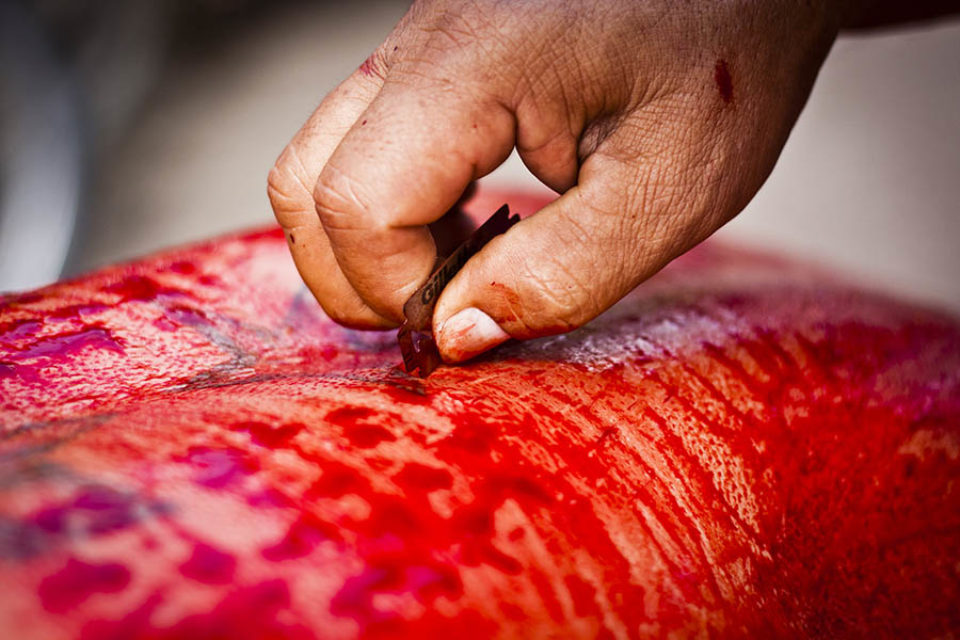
[268,0,957,363]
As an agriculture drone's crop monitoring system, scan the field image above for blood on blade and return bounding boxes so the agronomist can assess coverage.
[398,204,519,377]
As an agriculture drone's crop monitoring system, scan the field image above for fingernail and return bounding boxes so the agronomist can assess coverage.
[436,307,510,363]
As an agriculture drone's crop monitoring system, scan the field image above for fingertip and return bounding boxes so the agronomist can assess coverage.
[311,88,516,319]
[436,307,510,363]
[432,185,626,349]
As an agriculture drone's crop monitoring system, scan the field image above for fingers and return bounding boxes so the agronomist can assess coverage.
[268,66,393,329]
[313,80,517,323]
[433,110,726,363]
[432,176,633,363]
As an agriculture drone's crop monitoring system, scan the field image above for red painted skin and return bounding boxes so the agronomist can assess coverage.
[1,189,958,638]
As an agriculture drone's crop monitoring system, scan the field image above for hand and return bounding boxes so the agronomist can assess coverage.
[268,0,841,363]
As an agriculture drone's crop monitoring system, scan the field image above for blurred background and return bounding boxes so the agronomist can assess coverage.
[1,0,958,311]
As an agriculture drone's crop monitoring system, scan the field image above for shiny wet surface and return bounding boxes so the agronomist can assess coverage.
[1,191,958,638]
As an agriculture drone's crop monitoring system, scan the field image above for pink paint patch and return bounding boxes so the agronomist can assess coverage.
[39,558,131,612]
[179,543,237,585]
[359,56,377,77]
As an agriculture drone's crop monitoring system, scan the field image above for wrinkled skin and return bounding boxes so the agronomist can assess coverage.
[2,190,959,638]
[267,0,843,362]
[267,0,959,363]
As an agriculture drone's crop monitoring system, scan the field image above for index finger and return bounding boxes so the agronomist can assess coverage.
[313,76,516,322]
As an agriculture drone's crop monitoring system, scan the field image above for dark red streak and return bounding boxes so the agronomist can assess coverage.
[715,59,733,103]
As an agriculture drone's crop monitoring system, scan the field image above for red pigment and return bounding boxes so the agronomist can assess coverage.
[167,261,197,275]
[104,275,182,302]
[178,447,259,489]
[1,188,958,639]
[32,485,147,537]
[39,558,131,613]
[8,325,122,360]
[330,556,463,634]
[359,56,377,77]
[326,406,377,424]
[344,424,396,448]
[81,581,315,640]
[179,543,236,585]
[715,59,733,103]
[232,420,304,448]
[306,461,370,499]
[393,463,454,492]
[325,406,398,448]
[262,514,343,561]
[245,487,297,510]
[0,319,42,339]
[46,304,109,320]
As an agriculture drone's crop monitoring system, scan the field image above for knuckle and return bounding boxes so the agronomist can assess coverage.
[420,4,487,49]
[266,164,292,212]
[358,45,391,82]
[312,165,374,233]
[395,4,513,86]
[267,167,300,227]
[267,146,315,227]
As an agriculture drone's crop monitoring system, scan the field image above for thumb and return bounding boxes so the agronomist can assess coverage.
[433,137,708,364]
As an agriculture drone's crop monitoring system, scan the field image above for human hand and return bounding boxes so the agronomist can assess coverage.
[268,0,841,363]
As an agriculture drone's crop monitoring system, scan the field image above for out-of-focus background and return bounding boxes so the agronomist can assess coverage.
[1,0,957,311]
